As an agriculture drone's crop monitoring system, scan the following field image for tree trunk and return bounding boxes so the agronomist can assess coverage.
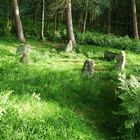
[66,0,76,47]
[12,0,25,42]
[131,0,139,39]
[107,4,112,34]
[54,12,59,34]
[56,11,59,31]
[40,0,45,40]
[82,0,88,33]
[82,10,88,33]
[6,0,10,32]
[32,0,36,31]
[78,12,83,32]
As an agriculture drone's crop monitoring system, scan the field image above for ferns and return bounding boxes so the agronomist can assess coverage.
[76,32,140,53]
[116,74,140,140]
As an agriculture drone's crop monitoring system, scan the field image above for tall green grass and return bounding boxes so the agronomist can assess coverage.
[0,38,140,139]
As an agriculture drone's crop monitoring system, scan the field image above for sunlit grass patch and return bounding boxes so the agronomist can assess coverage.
[0,91,101,140]
[0,38,140,139]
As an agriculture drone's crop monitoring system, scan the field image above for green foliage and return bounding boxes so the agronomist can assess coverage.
[0,39,110,140]
[0,19,13,37]
[76,32,140,53]
[116,74,140,140]
[73,0,110,19]
[0,38,140,139]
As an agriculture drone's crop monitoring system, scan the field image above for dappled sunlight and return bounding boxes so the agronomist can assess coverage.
[9,94,67,121]
[0,0,140,139]
[0,38,140,139]
[1,91,100,140]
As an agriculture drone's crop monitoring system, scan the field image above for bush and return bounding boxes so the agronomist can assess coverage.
[45,29,67,43]
[76,32,140,53]
[116,74,140,140]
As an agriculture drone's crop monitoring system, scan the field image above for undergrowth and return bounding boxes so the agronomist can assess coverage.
[76,32,140,53]
[0,38,140,139]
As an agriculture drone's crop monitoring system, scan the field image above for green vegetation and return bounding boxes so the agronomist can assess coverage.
[0,36,140,139]
[0,0,140,139]
[116,74,140,140]
[76,32,140,53]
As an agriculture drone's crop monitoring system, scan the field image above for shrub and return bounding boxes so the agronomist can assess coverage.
[76,32,140,53]
[45,29,67,43]
[116,74,140,140]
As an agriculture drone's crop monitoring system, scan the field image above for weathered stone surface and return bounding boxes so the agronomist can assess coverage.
[116,51,126,71]
[16,44,31,56]
[16,44,31,64]
[104,50,117,61]
[82,59,94,77]
[19,53,29,64]
[66,40,73,53]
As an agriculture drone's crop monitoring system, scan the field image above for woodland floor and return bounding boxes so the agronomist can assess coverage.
[0,38,140,140]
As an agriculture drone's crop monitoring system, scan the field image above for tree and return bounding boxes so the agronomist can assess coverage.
[40,0,45,40]
[66,0,76,47]
[12,0,26,42]
[74,0,110,33]
[48,0,66,33]
[31,0,37,31]
[107,0,112,33]
[82,0,88,33]
[131,0,139,39]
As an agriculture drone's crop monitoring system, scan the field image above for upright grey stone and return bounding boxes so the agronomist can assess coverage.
[19,52,29,64]
[16,44,31,64]
[16,44,31,56]
[116,51,126,71]
[66,40,73,53]
[82,59,94,77]
[104,50,117,61]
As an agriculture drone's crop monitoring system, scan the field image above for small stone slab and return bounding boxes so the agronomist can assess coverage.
[104,50,117,61]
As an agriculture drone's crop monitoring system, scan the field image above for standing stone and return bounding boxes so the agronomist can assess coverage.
[66,40,73,53]
[104,50,117,61]
[16,44,31,64]
[116,51,126,71]
[82,59,94,77]
[16,44,31,56]
[19,53,29,64]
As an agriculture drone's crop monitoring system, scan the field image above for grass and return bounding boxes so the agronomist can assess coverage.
[0,37,140,140]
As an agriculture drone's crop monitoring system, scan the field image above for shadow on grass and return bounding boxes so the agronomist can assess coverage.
[0,61,120,139]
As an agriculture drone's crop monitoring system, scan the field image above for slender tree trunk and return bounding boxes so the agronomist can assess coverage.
[54,12,59,34]
[107,4,112,33]
[40,0,45,40]
[12,0,25,42]
[131,0,139,39]
[66,0,76,47]
[53,3,57,34]
[6,0,10,31]
[46,17,49,33]
[53,14,57,36]
[55,11,59,32]
[82,0,88,33]
[82,10,88,33]
[78,12,83,32]
[32,0,36,31]
[129,13,133,37]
